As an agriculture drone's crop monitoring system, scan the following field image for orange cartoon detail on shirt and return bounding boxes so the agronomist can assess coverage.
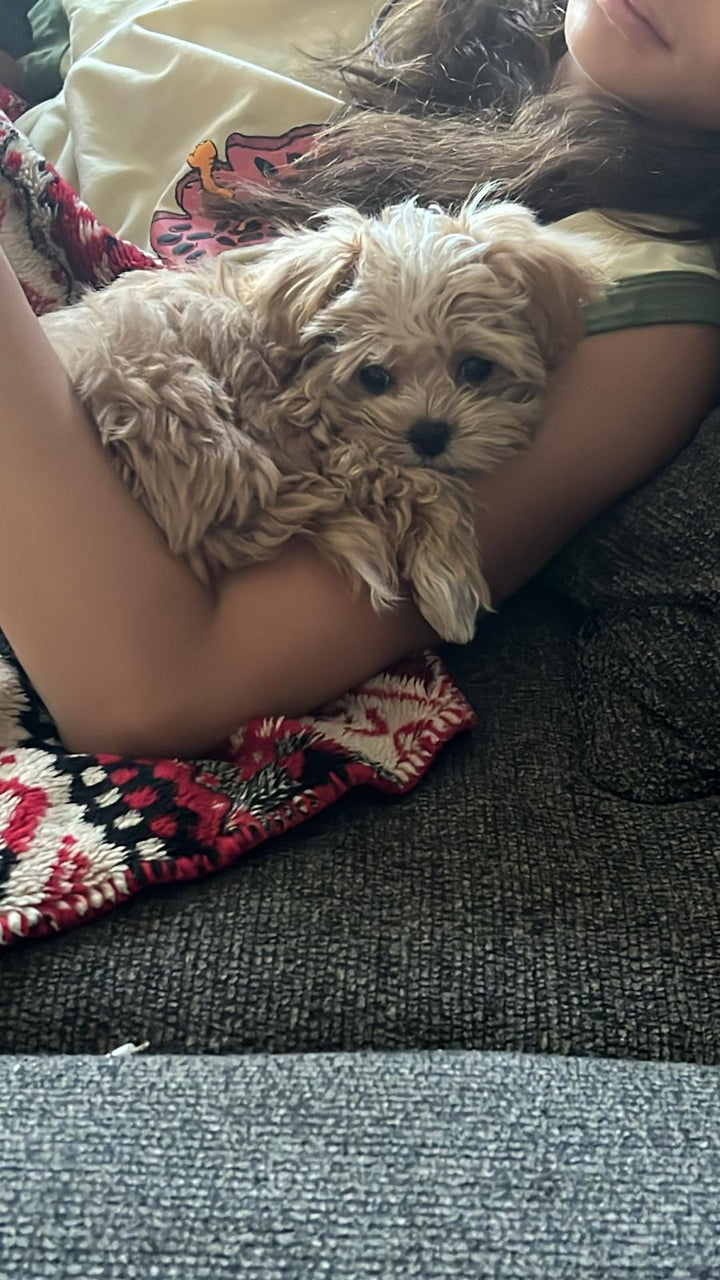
[186,140,233,200]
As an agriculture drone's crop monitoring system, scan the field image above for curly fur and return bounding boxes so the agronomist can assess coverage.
[40,195,605,643]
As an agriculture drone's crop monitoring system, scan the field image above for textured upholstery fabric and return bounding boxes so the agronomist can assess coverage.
[545,408,720,803]
[2,1050,720,1279]
[1,576,717,1060]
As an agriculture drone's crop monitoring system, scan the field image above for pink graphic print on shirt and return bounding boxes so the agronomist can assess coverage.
[150,124,321,266]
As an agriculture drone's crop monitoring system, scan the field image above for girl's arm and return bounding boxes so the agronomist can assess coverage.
[191,321,720,754]
[1,243,719,756]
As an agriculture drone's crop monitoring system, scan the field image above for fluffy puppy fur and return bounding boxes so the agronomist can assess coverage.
[40,194,605,642]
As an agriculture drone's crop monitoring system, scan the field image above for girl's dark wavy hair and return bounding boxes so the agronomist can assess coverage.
[213,0,720,236]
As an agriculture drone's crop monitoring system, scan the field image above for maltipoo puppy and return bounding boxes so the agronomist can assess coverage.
[40,193,604,642]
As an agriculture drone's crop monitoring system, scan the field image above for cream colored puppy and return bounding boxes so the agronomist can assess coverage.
[40,194,604,642]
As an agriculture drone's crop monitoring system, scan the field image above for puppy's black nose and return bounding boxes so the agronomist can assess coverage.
[409,419,451,458]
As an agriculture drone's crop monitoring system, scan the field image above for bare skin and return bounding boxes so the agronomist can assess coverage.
[564,0,720,129]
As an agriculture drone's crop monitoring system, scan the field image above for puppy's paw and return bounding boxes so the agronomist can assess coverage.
[307,515,400,613]
[368,577,402,614]
[415,572,491,644]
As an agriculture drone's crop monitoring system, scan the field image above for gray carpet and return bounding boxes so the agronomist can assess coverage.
[2,1050,720,1278]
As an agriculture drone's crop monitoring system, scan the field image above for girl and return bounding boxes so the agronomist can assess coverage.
[1,0,719,756]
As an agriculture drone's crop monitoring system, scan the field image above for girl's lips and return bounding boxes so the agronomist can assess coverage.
[596,0,671,49]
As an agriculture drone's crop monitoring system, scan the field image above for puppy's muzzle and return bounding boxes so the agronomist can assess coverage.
[409,419,451,459]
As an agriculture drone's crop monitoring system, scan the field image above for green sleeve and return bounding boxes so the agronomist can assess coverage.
[582,270,720,337]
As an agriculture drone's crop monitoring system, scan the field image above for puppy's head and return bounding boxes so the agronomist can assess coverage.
[252,193,606,473]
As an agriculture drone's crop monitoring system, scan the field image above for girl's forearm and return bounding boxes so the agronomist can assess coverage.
[0,249,217,751]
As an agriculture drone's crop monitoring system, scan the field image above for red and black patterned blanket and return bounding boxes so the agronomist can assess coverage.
[0,99,475,945]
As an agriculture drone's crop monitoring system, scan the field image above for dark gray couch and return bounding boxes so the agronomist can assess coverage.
[1,412,719,1276]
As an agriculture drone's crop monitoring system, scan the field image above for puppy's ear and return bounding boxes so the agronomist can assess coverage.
[461,199,609,367]
[250,207,366,350]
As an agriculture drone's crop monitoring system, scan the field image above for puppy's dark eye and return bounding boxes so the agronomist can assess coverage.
[359,365,394,395]
[458,356,494,386]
